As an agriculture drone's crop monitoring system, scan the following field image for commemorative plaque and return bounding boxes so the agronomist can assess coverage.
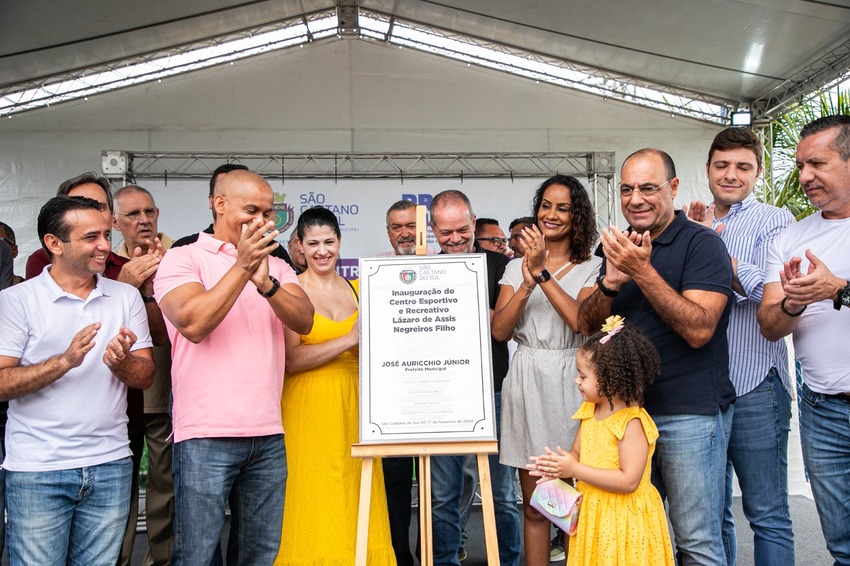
[359,254,496,443]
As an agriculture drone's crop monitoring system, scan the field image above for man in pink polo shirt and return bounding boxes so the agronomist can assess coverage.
[155,170,313,565]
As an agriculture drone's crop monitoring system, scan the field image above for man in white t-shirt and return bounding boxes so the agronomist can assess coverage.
[0,196,154,565]
[758,115,850,564]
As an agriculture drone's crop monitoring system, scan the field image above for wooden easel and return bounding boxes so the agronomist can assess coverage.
[352,206,501,565]
[352,441,500,566]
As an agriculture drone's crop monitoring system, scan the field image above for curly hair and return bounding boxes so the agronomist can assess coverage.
[531,174,597,263]
[579,324,660,410]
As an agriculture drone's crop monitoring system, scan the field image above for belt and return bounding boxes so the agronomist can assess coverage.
[826,392,850,404]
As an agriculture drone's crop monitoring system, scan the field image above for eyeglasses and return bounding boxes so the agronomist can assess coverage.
[118,207,157,221]
[618,179,672,198]
[477,237,507,246]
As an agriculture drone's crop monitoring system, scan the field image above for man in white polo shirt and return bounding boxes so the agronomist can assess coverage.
[0,195,154,565]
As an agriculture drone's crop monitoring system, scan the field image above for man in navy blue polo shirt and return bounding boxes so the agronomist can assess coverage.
[578,148,735,565]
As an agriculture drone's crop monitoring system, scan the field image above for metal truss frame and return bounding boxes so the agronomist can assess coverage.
[751,38,850,122]
[0,10,338,115]
[1,2,737,124]
[358,9,735,124]
[116,150,618,225]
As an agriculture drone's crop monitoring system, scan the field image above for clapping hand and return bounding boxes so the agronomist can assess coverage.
[103,327,137,368]
[528,445,575,484]
[237,219,279,286]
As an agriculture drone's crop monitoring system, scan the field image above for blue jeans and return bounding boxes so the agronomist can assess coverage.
[723,370,794,566]
[6,456,132,566]
[171,435,286,566]
[652,409,732,566]
[430,392,520,566]
[382,456,415,566]
[459,454,477,547]
[799,383,850,565]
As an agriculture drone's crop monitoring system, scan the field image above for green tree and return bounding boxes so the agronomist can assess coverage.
[759,87,849,219]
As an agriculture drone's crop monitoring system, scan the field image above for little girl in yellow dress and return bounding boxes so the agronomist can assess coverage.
[529,317,675,566]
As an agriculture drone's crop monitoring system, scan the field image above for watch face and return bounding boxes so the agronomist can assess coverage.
[841,287,850,306]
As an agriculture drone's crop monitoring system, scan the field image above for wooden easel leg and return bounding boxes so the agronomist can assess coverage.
[477,453,500,565]
[420,455,433,566]
[355,457,374,566]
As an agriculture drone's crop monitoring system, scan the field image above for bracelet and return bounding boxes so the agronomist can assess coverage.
[779,297,806,317]
[596,275,619,297]
[140,294,156,304]
[258,276,280,299]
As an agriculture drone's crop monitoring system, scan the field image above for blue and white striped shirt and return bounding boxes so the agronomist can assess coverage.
[712,193,794,396]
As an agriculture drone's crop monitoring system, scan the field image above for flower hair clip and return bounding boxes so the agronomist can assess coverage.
[599,315,625,344]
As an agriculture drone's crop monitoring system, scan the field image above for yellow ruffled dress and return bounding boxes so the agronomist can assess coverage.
[567,402,674,566]
[274,282,396,566]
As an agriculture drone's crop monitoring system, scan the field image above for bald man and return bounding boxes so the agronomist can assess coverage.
[155,170,314,565]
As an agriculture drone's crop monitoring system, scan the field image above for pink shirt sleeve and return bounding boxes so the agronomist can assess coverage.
[154,246,203,302]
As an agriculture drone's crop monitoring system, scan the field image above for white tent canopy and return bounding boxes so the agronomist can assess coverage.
[2,0,849,121]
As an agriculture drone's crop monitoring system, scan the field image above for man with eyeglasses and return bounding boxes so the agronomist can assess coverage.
[475,218,511,256]
[578,149,734,565]
[112,185,175,566]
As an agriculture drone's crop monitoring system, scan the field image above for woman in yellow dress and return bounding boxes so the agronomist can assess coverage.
[275,206,396,566]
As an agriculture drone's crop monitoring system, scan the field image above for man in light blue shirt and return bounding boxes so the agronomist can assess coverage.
[687,127,795,566]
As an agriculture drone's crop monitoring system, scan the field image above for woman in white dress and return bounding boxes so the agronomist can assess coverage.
[492,174,601,566]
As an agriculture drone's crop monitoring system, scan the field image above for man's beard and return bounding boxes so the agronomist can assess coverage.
[397,237,416,255]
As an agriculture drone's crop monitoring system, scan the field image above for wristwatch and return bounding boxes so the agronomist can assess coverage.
[834,280,850,310]
[534,269,551,284]
[258,275,281,299]
[596,275,619,297]
[140,294,156,304]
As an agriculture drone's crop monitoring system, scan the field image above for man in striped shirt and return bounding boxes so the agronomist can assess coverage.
[686,127,795,566]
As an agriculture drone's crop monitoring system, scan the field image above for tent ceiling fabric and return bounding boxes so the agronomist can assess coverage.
[1,0,848,116]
